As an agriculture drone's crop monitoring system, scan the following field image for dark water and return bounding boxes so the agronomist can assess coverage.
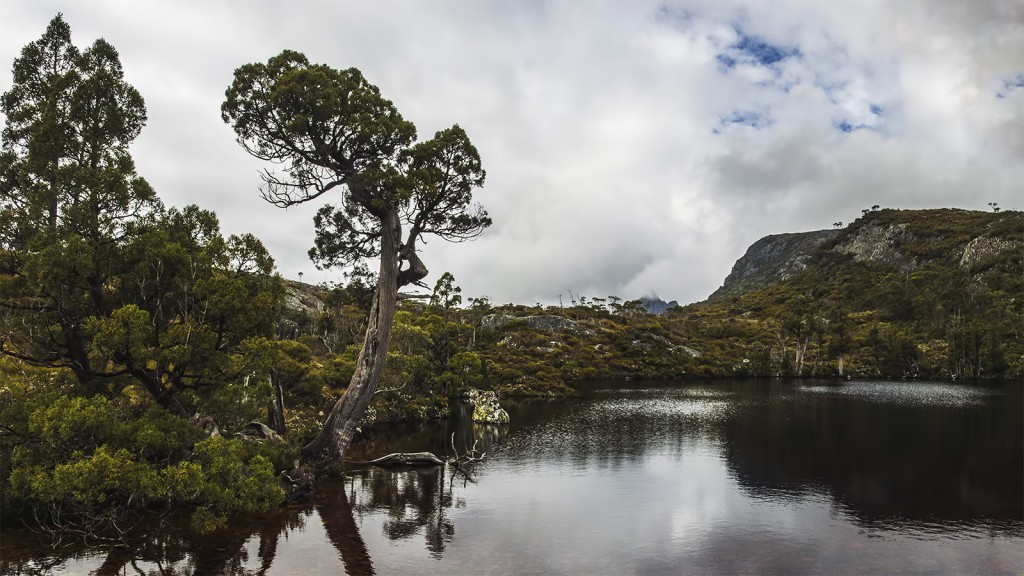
[3,379,1022,575]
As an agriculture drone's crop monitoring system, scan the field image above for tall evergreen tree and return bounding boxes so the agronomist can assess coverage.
[0,16,282,419]
[1,14,157,391]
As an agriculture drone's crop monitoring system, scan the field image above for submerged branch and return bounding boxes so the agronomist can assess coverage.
[348,452,444,467]
[346,435,486,477]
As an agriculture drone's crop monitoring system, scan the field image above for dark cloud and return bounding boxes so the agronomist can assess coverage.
[2,0,1021,305]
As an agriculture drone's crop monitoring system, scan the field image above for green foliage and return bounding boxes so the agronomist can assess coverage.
[675,209,1024,379]
[1,369,283,534]
[274,340,314,389]
[305,353,357,398]
[0,18,284,417]
[0,17,290,538]
[180,436,283,531]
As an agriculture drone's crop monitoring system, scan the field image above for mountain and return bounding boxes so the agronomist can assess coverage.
[684,208,1023,379]
[637,296,679,315]
[709,209,1021,301]
[710,230,840,300]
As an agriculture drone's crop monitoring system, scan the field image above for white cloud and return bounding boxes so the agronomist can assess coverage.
[1,0,1020,305]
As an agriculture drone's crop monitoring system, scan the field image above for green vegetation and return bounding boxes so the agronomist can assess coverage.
[1,16,286,536]
[297,209,1020,401]
[694,208,1023,380]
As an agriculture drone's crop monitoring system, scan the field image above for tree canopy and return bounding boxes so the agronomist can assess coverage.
[0,14,283,419]
[221,50,489,288]
[0,14,288,537]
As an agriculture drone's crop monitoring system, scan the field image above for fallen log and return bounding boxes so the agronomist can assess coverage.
[350,452,445,467]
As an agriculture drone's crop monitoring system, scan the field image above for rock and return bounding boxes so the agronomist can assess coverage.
[276,280,326,339]
[959,235,1019,270]
[464,388,510,424]
[834,222,915,270]
[481,314,580,333]
[677,345,701,358]
[281,462,315,501]
[709,229,839,300]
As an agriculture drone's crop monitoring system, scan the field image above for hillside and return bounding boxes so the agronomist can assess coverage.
[681,208,1023,379]
[270,208,1021,423]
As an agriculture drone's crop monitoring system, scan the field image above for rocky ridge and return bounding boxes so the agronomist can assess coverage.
[709,229,839,300]
[708,209,1022,301]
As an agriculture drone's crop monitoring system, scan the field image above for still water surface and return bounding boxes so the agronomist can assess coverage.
[3,379,1022,574]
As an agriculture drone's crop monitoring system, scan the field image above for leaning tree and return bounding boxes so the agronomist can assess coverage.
[222,50,489,461]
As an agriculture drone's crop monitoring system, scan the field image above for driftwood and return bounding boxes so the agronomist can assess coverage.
[447,434,485,482]
[349,434,486,478]
[350,452,445,467]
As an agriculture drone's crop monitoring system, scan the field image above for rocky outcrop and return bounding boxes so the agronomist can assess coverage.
[708,209,1022,303]
[834,222,915,270]
[277,280,326,339]
[463,389,510,424]
[481,313,579,333]
[959,235,1019,270]
[709,230,839,300]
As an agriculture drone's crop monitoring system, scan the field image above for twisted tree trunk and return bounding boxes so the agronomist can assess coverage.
[301,210,401,461]
[267,368,286,434]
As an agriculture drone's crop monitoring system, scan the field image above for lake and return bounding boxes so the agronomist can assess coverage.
[3,379,1022,575]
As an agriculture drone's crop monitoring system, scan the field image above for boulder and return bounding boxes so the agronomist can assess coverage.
[464,388,510,424]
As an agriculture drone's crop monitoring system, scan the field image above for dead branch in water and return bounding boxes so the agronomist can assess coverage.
[348,452,444,467]
[345,433,487,483]
[447,433,485,482]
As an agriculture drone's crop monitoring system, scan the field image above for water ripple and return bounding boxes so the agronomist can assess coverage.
[799,380,997,407]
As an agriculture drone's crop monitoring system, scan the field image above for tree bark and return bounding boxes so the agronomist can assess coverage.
[267,368,286,434]
[301,209,401,461]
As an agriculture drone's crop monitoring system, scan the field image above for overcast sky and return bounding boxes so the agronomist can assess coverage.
[2,1,1022,305]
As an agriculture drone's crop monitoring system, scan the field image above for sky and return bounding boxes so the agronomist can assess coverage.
[1,0,1022,306]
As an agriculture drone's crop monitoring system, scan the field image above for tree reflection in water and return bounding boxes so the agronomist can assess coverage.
[1,412,509,575]
[318,478,375,575]
[341,418,510,561]
[0,505,309,576]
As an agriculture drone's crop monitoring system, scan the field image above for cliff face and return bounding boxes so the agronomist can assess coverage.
[833,222,914,270]
[709,230,839,300]
[277,280,325,339]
